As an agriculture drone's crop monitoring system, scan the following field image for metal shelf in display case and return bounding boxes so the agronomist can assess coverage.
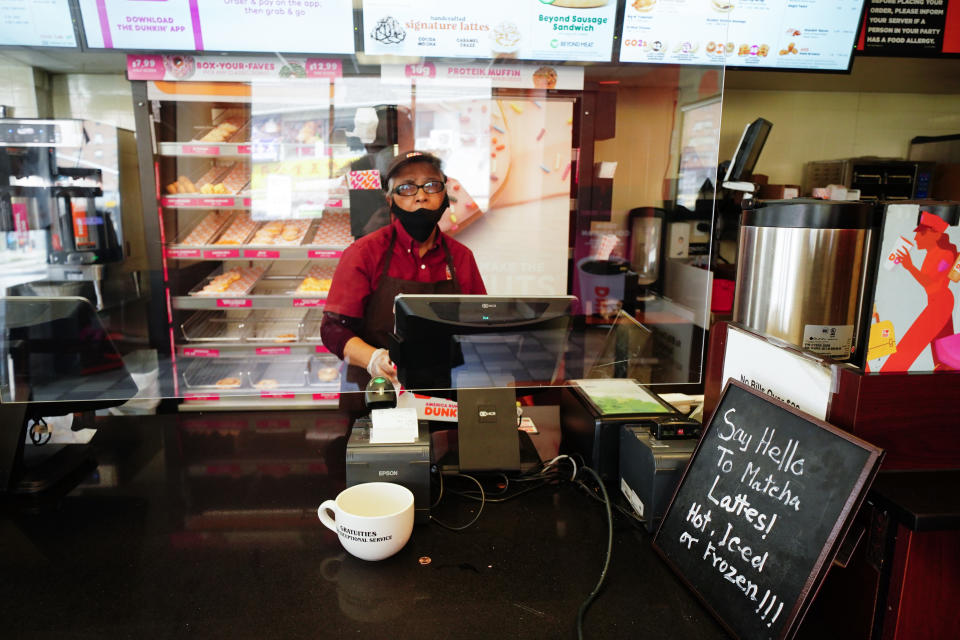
[161,195,252,210]
[179,356,339,411]
[157,142,335,159]
[179,343,334,359]
[166,244,345,261]
[158,142,252,157]
[181,390,340,411]
[174,276,329,311]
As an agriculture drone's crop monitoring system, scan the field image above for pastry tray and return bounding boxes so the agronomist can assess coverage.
[164,163,232,195]
[309,354,342,386]
[181,310,249,342]
[248,276,306,297]
[211,212,258,245]
[182,358,249,390]
[246,309,306,343]
[245,218,314,247]
[302,309,324,341]
[188,265,266,297]
[249,358,309,389]
[173,210,237,246]
[192,109,250,143]
[293,263,335,296]
[309,211,354,247]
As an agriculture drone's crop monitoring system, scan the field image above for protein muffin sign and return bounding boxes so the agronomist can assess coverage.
[362,0,617,61]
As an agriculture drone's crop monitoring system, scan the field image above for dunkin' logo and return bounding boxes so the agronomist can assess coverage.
[424,404,458,418]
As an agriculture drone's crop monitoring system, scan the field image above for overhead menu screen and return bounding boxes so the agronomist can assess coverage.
[0,0,77,48]
[363,0,618,62]
[619,0,865,71]
[78,0,355,54]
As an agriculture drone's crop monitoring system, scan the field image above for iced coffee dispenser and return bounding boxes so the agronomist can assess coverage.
[733,199,880,361]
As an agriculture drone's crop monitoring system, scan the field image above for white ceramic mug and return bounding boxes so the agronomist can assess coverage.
[318,482,414,561]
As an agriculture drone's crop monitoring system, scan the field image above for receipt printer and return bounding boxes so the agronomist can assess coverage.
[619,425,696,532]
[346,417,432,524]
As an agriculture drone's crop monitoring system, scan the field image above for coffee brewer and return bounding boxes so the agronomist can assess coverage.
[51,167,121,265]
[0,119,132,307]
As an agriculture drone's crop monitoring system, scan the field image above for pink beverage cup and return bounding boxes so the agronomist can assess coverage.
[884,235,914,271]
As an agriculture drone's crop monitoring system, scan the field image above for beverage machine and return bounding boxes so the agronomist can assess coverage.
[0,118,141,308]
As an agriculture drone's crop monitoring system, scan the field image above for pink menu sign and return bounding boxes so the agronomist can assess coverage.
[84,0,355,56]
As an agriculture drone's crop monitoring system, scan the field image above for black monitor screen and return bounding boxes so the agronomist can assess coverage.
[390,295,575,392]
[723,118,772,184]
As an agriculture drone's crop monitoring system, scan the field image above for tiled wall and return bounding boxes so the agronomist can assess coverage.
[0,54,39,117]
[720,89,960,185]
[51,74,136,131]
[0,55,135,132]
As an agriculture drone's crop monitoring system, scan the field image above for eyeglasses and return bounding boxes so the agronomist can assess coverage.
[392,180,445,197]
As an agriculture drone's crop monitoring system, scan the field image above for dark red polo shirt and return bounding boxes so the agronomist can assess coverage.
[324,218,487,318]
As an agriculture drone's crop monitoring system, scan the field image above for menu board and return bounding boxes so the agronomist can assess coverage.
[857,0,960,57]
[619,0,865,71]
[362,0,617,62]
[79,0,354,54]
[0,0,77,48]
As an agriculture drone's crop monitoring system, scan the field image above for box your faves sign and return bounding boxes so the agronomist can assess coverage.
[654,382,882,640]
[127,54,342,81]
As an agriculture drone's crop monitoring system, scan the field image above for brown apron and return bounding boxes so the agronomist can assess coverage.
[345,228,460,387]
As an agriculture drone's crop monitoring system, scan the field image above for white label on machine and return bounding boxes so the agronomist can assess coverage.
[620,477,644,518]
[802,324,854,359]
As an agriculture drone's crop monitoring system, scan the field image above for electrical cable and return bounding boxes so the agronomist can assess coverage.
[430,467,445,509]
[575,466,613,640]
[575,480,648,530]
[429,472,486,531]
[449,478,552,503]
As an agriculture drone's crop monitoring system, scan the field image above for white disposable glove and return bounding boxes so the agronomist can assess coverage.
[366,347,398,383]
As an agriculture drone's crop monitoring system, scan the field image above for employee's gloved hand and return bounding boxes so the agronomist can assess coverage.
[366,348,398,385]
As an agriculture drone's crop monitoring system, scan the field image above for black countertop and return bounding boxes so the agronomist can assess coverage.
[0,411,729,640]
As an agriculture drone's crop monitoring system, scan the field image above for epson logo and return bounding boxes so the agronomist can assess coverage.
[481,303,497,309]
[378,470,399,477]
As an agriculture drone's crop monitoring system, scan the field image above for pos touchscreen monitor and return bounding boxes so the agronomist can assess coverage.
[390,294,574,391]
[389,294,575,473]
[722,117,772,193]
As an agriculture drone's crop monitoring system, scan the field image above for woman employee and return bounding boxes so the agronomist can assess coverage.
[320,151,487,387]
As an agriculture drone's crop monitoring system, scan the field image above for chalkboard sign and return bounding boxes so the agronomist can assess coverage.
[653,381,883,640]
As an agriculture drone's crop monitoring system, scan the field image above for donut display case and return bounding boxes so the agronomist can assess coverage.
[135,81,355,411]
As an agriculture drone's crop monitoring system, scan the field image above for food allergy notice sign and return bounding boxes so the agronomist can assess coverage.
[653,382,882,640]
[860,0,952,55]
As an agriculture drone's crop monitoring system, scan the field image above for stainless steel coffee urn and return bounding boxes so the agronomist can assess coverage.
[733,199,879,361]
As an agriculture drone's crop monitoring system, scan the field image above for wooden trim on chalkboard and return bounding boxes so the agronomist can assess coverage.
[652,380,884,640]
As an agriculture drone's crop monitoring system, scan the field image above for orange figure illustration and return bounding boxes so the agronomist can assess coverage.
[881,211,958,372]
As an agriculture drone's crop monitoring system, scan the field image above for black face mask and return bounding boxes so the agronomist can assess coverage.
[391,194,449,243]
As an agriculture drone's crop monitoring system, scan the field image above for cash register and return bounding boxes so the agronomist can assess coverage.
[345,294,574,521]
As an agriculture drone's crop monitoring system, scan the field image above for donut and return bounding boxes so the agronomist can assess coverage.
[215,377,241,388]
[316,367,339,382]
